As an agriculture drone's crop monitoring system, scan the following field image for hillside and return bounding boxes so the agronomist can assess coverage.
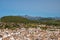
[0,16,60,26]
[1,16,29,23]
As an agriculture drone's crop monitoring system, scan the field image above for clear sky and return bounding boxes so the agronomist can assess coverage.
[0,0,60,17]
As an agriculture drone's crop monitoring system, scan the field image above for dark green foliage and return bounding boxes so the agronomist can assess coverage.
[1,16,38,24]
[1,16,30,23]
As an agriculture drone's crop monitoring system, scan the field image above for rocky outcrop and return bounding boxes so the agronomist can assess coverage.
[0,28,60,40]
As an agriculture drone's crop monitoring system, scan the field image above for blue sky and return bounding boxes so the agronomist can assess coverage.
[0,0,60,17]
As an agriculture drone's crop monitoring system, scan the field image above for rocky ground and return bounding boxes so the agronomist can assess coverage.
[0,28,60,40]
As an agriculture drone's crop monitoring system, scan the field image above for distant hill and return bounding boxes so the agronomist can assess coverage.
[1,16,29,23]
[0,15,60,26]
[22,15,60,20]
[22,15,43,20]
[22,15,60,26]
[0,16,38,23]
